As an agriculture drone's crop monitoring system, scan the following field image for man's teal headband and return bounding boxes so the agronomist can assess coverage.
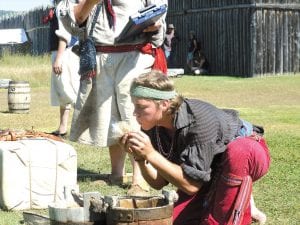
[130,86,177,100]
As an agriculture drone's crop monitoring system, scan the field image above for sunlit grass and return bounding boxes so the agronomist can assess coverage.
[0,54,299,224]
[0,52,51,88]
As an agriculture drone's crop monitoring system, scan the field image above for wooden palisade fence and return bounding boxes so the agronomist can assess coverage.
[1,1,300,77]
[167,0,300,77]
[0,8,49,55]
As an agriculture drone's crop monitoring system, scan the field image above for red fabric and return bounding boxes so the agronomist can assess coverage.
[42,15,49,24]
[48,8,55,20]
[80,70,96,81]
[105,0,116,29]
[201,137,270,225]
[227,176,252,225]
[140,43,168,75]
[172,137,270,225]
[223,137,270,181]
[95,44,146,53]
[95,43,167,74]
[173,190,206,225]
[42,8,54,24]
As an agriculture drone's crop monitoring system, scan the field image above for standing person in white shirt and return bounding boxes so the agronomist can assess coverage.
[57,0,168,195]
[44,0,80,137]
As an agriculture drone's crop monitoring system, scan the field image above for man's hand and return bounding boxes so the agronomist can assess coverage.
[75,0,103,25]
[126,131,154,160]
[143,21,161,33]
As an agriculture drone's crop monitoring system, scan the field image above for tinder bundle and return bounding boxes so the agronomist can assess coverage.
[0,129,64,142]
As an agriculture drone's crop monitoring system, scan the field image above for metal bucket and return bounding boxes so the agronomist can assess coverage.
[48,192,106,225]
[105,195,174,225]
[8,80,31,113]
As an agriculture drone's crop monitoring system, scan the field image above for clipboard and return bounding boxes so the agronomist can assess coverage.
[115,4,167,43]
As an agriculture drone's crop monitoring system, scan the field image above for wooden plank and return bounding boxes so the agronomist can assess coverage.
[282,11,289,73]
[255,9,263,75]
[276,10,284,74]
[294,11,300,72]
[270,10,276,75]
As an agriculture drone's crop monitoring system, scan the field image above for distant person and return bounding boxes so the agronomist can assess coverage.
[43,0,80,137]
[192,48,209,75]
[186,30,198,72]
[163,24,180,68]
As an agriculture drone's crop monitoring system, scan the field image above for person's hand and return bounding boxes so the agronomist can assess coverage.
[119,132,133,153]
[126,131,154,160]
[143,21,161,33]
[52,59,63,75]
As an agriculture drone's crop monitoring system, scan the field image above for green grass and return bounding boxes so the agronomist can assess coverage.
[0,54,300,224]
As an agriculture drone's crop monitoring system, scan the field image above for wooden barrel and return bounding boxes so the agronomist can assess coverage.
[48,193,174,225]
[106,196,173,225]
[8,80,31,113]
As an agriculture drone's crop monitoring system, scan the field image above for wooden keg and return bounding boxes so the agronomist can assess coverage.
[8,80,31,113]
[106,196,173,225]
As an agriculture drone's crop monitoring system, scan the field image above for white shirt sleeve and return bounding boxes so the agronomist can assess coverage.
[56,0,85,39]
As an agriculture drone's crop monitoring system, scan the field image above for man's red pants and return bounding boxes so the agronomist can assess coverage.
[173,137,270,225]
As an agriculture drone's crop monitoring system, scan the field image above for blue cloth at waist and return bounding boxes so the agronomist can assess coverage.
[238,119,253,137]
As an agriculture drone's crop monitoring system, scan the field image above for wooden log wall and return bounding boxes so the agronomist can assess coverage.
[252,2,300,76]
[0,1,299,77]
[0,8,50,55]
[167,0,300,77]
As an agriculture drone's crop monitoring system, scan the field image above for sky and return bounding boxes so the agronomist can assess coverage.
[0,0,51,12]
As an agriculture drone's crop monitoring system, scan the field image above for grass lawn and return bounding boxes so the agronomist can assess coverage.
[0,54,299,225]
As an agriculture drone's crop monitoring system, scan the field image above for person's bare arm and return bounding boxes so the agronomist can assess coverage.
[136,159,169,190]
[192,39,198,52]
[124,131,203,195]
[143,21,161,33]
[74,0,102,25]
[53,38,67,75]
[145,150,202,195]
